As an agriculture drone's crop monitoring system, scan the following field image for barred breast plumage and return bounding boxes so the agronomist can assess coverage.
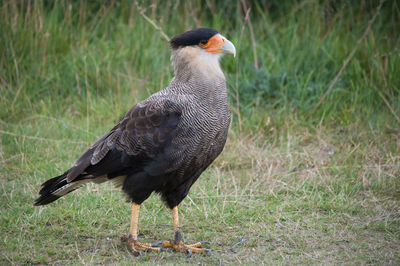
[34,28,236,256]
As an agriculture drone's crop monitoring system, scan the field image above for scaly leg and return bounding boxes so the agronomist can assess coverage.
[153,206,211,256]
[121,203,165,256]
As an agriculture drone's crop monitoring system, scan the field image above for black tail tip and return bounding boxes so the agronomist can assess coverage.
[34,194,61,206]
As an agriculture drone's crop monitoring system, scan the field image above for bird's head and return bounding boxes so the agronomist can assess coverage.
[170,28,236,79]
[170,28,236,57]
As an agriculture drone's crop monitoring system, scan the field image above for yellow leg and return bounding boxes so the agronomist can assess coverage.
[173,206,179,236]
[121,203,164,256]
[130,202,141,240]
[155,206,211,256]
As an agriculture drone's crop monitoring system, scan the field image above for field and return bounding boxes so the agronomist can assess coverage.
[1,0,399,264]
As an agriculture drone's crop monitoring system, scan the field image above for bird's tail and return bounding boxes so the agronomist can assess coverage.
[34,171,89,206]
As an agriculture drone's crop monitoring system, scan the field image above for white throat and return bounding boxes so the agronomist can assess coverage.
[171,46,225,81]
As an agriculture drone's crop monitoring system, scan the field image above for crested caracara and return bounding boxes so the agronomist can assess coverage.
[34,28,236,256]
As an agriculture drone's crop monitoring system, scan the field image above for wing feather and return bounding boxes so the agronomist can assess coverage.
[66,98,182,182]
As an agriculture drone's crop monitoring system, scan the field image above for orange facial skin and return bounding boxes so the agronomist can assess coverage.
[199,34,226,54]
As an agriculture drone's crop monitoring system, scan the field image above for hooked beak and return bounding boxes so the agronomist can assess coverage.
[221,38,236,58]
[203,34,236,58]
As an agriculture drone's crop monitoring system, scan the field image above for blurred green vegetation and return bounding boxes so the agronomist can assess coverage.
[1,0,399,130]
[1,1,399,264]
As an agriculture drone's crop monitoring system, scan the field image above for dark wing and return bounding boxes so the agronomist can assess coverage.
[66,98,182,182]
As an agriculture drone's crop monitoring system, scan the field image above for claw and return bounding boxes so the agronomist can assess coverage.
[151,241,163,247]
[200,241,210,245]
[186,249,193,258]
[205,248,212,254]
[160,247,169,252]
[133,250,143,257]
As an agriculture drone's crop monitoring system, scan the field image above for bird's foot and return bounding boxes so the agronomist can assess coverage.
[121,234,167,256]
[152,231,211,257]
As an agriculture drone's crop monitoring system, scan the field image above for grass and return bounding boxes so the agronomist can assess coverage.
[1,0,399,264]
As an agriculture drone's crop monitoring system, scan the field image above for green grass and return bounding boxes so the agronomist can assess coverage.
[1,0,399,264]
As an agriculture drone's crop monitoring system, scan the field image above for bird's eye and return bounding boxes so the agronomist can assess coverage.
[199,40,208,46]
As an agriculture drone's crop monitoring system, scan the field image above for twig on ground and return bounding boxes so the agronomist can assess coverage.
[240,0,258,69]
[312,0,386,112]
[229,237,249,253]
[74,242,86,265]
[135,2,170,42]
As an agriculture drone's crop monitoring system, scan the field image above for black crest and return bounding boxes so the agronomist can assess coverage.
[170,28,219,49]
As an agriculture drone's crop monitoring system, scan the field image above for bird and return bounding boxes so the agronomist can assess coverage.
[34,28,236,256]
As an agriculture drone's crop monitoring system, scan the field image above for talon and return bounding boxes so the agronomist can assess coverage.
[133,250,143,257]
[200,241,210,245]
[151,241,163,247]
[186,249,193,258]
[160,247,169,252]
[205,248,212,254]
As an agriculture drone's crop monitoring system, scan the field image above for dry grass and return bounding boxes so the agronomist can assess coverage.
[1,117,399,264]
[1,0,399,264]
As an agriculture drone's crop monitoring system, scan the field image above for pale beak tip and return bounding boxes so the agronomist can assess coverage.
[222,38,236,58]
